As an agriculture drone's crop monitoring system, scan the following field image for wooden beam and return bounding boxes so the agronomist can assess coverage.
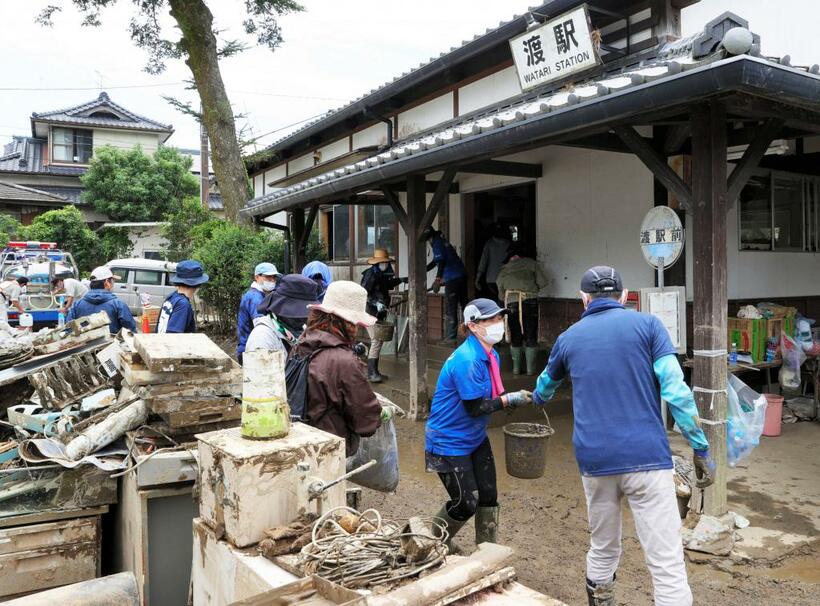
[691,100,729,517]
[727,119,784,202]
[459,160,542,179]
[725,96,820,135]
[417,167,457,240]
[389,180,459,194]
[296,205,318,251]
[380,187,409,233]
[290,208,306,272]
[406,174,430,420]
[613,125,693,211]
[663,123,690,154]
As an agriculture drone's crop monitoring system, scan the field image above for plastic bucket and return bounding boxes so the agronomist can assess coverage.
[372,322,394,342]
[503,421,554,479]
[762,394,784,437]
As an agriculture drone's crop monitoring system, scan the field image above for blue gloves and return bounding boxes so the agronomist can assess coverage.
[532,390,547,407]
[693,448,716,488]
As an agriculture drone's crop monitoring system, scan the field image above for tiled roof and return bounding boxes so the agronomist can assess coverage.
[242,15,820,218]
[31,92,173,134]
[0,137,87,176]
[0,181,71,205]
[32,185,84,204]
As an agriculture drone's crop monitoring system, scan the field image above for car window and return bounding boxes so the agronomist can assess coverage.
[109,267,131,283]
[133,270,163,286]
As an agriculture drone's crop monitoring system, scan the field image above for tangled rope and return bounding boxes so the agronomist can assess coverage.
[299,506,448,589]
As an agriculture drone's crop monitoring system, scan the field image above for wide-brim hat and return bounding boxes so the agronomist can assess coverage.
[307,280,376,327]
[258,274,319,318]
[367,248,394,265]
[170,260,209,286]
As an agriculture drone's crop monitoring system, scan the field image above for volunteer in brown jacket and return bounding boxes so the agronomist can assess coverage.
[292,280,388,456]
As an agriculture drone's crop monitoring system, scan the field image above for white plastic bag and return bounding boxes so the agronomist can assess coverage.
[778,333,806,391]
[346,417,399,492]
[726,375,767,467]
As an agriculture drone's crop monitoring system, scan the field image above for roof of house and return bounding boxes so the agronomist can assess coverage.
[0,137,87,176]
[31,92,174,138]
[241,15,820,218]
[0,181,71,205]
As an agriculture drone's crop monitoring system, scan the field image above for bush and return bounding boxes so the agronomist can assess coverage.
[162,197,215,261]
[99,227,133,261]
[21,206,101,273]
[0,214,22,248]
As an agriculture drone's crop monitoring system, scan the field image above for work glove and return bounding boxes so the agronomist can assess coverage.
[380,406,393,424]
[693,448,716,489]
[432,278,443,294]
[532,390,546,407]
[504,390,533,409]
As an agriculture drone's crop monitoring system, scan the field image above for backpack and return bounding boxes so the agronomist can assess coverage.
[285,345,345,422]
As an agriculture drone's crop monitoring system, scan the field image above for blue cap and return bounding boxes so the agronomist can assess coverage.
[254,262,279,276]
[170,260,209,286]
[462,298,509,323]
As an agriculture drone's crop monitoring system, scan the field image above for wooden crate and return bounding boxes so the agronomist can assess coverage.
[197,424,345,548]
[159,401,241,428]
[133,333,233,373]
[0,516,100,598]
[120,358,242,387]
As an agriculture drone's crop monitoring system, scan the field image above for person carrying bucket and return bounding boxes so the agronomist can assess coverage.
[531,266,715,606]
[425,298,533,552]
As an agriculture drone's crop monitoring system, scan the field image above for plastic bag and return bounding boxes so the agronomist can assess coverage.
[726,374,767,467]
[346,417,399,492]
[779,333,806,391]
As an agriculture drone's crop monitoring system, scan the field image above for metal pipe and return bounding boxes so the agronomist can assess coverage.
[379,116,394,147]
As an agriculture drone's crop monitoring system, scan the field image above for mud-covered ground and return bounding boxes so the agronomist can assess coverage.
[361,408,820,606]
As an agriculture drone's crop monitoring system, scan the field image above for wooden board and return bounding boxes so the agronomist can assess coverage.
[148,395,239,415]
[140,381,242,400]
[228,575,365,606]
[0,506,108,530]
[159,402,242,428]
[120,357,241,387]
[133,333,232,372]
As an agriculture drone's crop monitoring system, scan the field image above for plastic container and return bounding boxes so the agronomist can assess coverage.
[762,394,784,437]
[18,313,33,328]
[241,349,290,439]
[728,343,738,365]
[503,420,555,479]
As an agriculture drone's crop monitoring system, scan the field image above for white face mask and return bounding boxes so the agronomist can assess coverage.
[378,263,389,271]
[261,280,276,292]
[480,322,505,345]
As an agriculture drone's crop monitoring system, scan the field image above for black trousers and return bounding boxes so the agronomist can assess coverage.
[436,438,498,521]
[444,277,468,340]
[507,299,539,347]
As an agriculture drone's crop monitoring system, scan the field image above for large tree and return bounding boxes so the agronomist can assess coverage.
[38,0,303,222]
[81,145,199,221]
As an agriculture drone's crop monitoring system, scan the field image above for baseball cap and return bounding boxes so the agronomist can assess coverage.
[90,266,120,281]
[580,266,623,293]
[463,298,510,324]
[254,262,279,276]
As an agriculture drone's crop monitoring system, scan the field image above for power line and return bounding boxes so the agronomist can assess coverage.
[0,82,186,91]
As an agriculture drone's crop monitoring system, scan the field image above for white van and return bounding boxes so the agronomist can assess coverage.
[105,258,178,314]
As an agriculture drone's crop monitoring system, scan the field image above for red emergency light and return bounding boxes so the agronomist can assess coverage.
[6,241,57,250]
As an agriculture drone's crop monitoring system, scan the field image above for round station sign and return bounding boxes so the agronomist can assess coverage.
[639,206,684,269]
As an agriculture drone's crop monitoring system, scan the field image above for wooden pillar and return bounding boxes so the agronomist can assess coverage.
[406,175,430,420]
[291,208,306,272]
[691,101,728,516]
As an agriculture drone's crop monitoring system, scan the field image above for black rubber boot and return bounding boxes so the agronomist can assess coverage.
[367,358,383,383]
[433,505,468,555]
[586,576,616,606]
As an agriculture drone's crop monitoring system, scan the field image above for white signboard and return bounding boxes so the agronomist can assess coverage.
[509,6,601,91]
[640,206,684,269]
[640,286,687,355]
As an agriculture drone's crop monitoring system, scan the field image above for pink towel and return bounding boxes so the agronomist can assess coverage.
[488,350,505,399]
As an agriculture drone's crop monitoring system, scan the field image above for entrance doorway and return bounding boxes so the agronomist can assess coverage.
[464,182,537,300]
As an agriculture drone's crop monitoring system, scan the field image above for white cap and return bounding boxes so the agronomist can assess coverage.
[90,266,121,281]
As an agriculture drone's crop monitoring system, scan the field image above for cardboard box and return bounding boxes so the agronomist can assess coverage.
[728,317,766,362]
[197,424,345,548]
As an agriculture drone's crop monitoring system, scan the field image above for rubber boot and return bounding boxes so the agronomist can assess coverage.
[474,505,499,544]
[525,346,539,376]
[586,576,616,606]
[367,358,383,383]
[510,347,523,375]
[433,505,468,554]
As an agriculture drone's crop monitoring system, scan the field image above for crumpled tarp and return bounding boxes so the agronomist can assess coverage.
[18,438,129,471]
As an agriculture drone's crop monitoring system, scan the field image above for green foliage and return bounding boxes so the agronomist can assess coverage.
[99,227,133,261]
[0,214,22,248]
[161,197,215,261]
[21,207,101,273]
[80,145,198,222]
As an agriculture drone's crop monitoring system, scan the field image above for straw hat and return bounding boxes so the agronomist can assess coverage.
[307,280,376,327]
[367,248,394,265]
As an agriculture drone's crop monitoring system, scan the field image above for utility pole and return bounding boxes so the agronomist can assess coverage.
[200,107,210,209]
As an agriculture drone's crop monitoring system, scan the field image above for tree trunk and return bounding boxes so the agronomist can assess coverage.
[168,0,248,222]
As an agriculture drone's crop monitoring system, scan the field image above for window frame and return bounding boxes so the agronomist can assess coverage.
[132,269,164,286]
[51,127,93,165]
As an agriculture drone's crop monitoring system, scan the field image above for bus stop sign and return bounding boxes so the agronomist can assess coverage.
[640,206,684,269]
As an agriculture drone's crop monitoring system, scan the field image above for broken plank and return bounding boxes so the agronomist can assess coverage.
[0,506,108,530]
[139,381,242,399]
[120,359,241,386]
[432,567,516,606]
[133,333,232,372]
[147,395,239,415]
[159,402,242,428]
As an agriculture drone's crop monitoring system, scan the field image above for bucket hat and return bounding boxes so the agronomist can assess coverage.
[170,260,209,286]
[367,249,395,265]
[307,280,376,327]
[257,274,319,318]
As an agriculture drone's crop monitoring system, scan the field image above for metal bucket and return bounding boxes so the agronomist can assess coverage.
[503,419,554,479]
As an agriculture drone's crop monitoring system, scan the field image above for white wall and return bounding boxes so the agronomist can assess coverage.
[92,129,160,155]
[318,138,350,163]
[252,174,264,197]
[397,93,454,139]
[352,123,389,149]
[287,153,314,175]
[263,165,287,192]
[457,66,520,116]
[124,225,167,258]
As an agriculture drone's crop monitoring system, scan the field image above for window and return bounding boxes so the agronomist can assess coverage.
[357,205,397,258]
[133,270,163,286]
[109,268,131,283]
[52,128,93,164]
[143,251,164,261]
[739,172,820,252]
[331,205,350,260]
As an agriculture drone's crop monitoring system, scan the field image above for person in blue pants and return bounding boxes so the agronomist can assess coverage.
[157,260,209,334]
[236,262,279,362]
[421,227,467,344]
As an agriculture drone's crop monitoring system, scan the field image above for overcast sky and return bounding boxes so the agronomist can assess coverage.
[1,0,818,152]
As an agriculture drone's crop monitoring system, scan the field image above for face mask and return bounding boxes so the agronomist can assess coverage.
[261,280,276,292]
[481,322,505,345]
[378,263,389,271]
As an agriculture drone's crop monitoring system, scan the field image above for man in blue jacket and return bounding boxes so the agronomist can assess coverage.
[157,260,209,334]
[236,262,278,363]
[422,227,467,344]
[533,266,715,606]
[66,266,136,334]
